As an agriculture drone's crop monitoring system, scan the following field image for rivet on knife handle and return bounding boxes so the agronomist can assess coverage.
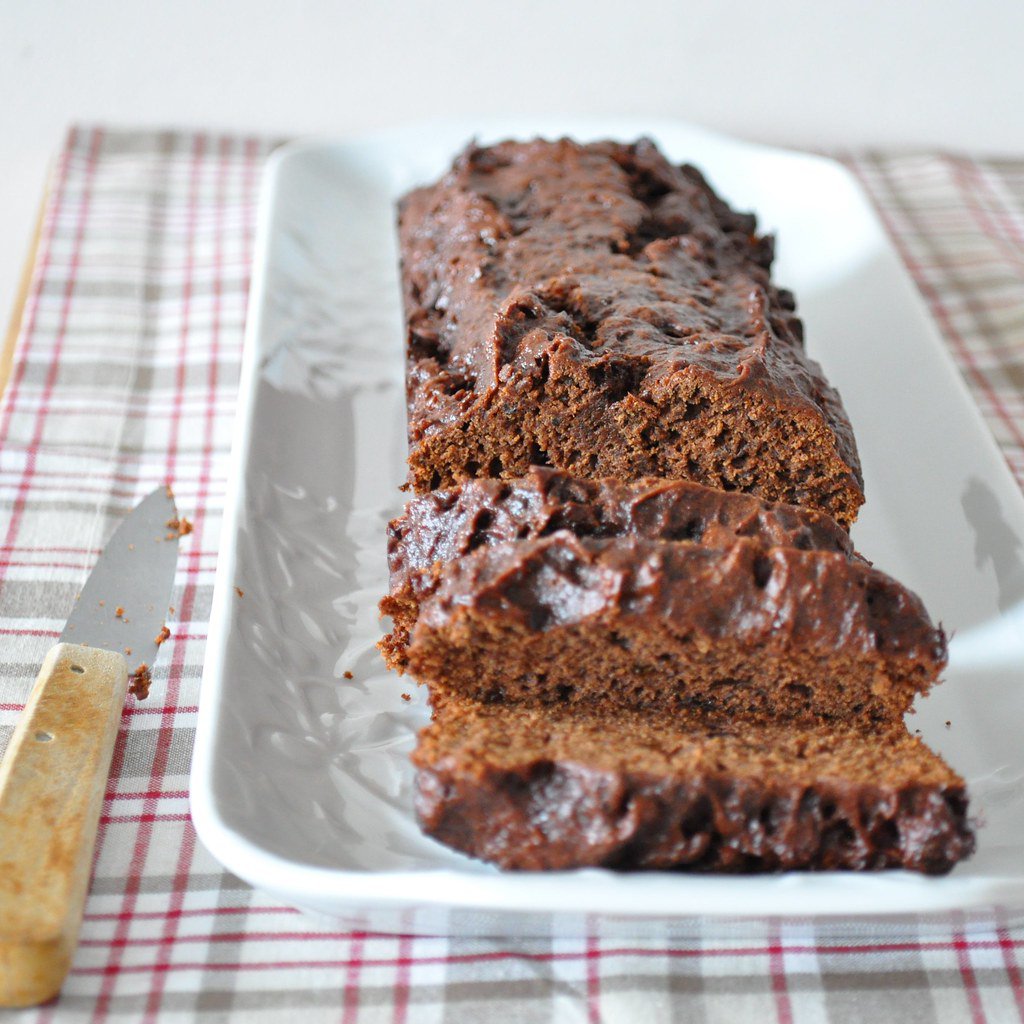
[0,644,129,1006]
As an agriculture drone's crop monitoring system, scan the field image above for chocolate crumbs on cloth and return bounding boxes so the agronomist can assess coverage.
[128,663,152,700]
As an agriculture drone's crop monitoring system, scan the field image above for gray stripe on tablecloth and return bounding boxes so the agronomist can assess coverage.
[0,659,205,682]
[441,974,581,1022]
[29,360,244,393]
[0,580,86,617]
[10,325,245,347]
[34,276,252,304]
[107,128,175,492]
[90,128,200,158]
[184,845,260,1017]
[56,989,357,1018]
[0,499,164,523]
[90,870,250,896]
[665,964,709,1023]
[820,956,938,1023]
[117,725,196,779]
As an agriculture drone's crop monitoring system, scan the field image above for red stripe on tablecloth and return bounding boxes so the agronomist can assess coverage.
[0,129,102,575]
[0,701,201,717]
[954,926,989,1024]
[0,640,204,658]
[82,905,301,924]
[847,160,1024,459]
[768,922,794,1024]
[98,812,190,825]
[341,931,366,1024]
[996,924,1024,1023]
[68,937,1024,968]
[90,132,208,1024]
[104,789,190,800]
[0,558,213,572]
[586,927,602,1024]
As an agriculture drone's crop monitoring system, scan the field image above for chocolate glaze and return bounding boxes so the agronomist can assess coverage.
[417,532,945,669]
[413,702,975,874]
[400,138,864,524]
[387,467,856,604]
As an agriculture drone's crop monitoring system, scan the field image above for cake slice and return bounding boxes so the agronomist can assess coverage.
[413,699,975,873]
[403,531,946,723]
[380,468,857,670]
[400,137,864,526]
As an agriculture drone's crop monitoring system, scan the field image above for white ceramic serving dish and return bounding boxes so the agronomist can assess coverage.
[190,118,1024,937]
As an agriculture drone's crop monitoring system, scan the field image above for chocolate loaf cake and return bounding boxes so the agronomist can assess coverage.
[382,136,973,875]
[400,138,864,527]
[414,700,974,873]
[380,468,857,670]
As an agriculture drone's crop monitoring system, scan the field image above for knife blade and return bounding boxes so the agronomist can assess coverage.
[0,486,181,1007]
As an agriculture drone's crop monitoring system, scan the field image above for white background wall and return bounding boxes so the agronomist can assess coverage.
[2,0,1022,321]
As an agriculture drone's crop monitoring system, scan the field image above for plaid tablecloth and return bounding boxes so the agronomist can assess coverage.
[1,127,1023,1023]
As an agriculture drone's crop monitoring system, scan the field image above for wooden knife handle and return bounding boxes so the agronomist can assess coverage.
[0,643,129,1007]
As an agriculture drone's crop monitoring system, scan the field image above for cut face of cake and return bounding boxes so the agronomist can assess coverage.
[400,138,864,526]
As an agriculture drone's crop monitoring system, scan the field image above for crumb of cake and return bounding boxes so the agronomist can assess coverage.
[155,625,171,646]
[115,606,125,618]
[166,515,193,538]
[98,600,105,607]
[169,605,175,614]
[165,483,175,500]
[946,721,952,728]
[343,670,354,680]
[128,543,135,550]
[234,586,244,598]
[124,647,132,656]
[401,693,412,702]
[128,663,152,699]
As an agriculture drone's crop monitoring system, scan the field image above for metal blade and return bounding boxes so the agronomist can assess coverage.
[61,487,181,670]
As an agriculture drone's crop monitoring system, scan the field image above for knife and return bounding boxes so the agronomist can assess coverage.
[0,486,181,1007]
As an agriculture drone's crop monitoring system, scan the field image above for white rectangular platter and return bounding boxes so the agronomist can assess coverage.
[191,118,1024,936]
